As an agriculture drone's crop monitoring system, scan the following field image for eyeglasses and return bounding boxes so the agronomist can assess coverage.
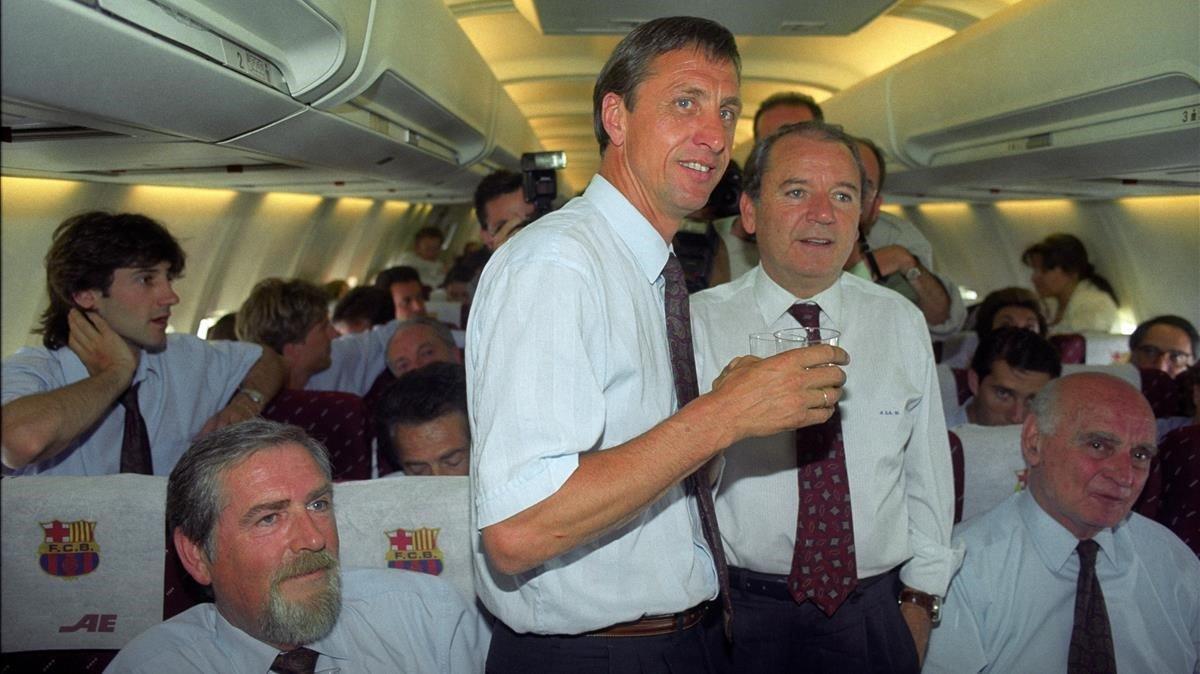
[1133,344,1194,366]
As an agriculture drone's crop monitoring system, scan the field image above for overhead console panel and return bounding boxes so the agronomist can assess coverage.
[822,0,1200,197]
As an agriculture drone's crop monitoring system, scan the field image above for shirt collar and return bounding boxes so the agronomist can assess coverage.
[1017,488,1119,573]
[54,341,161,386]
[584,174,671,286]
[752,265,845,329]
[211,600,351,668]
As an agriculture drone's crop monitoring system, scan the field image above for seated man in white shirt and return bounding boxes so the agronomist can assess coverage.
[925,373,1200,673]
[377,362,469,476]
[106,419,488,673]
[947,327,1061,429]
[691,120,959,673]
[394,226,448,289]
[1,211,284,476]
[237,278,396,395]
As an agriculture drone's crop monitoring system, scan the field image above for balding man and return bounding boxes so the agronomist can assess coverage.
[925,373,1200,673]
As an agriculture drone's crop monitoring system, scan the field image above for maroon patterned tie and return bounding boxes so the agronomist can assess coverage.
[271,646,320,674]
[1067,539,1117,674]
[786,302,856,616]
[662,253,733,638]
[119,383,153,474]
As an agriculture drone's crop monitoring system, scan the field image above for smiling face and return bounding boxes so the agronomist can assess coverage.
[601,47,741,235]
[73,262,180,353]
[1022,375,1157,540]
[189,444,340,649]
[743,133,862,298]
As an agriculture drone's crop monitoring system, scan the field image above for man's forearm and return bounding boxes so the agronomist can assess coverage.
[908,263,951,326]
[238,348,285,403]
[1,369,128,469]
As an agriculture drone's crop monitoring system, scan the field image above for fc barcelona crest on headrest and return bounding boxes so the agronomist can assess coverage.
[39,520,100,579]
[385,527,444,575]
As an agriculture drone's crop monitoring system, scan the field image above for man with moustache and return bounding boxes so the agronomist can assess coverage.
[691,121,958,672]
[2,212,284,476]
[468,17,847,672]
[925,373,1200,673]
[107,419,488,673]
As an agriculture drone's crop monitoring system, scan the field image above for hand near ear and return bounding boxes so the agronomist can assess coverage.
[68,308,137,387]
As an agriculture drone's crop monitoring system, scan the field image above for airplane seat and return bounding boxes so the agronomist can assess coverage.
[1049,333,1086,364]
[1138,368,1185,418]
[950,424,1026,525]
[261,390,373,481]
[948,431,964,524]
[1142,424,1199,556]
[332,477,476,605]
[937,331,978,370]
[362,370,401,476]
[0,475,174,668]
[1061,363,1141,388]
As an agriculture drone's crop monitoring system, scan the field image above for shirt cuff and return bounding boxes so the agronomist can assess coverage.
[899,530,965,597]
[475,453,580,528]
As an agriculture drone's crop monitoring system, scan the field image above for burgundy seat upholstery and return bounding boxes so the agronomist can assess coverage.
[261,390,372,481]
[362,370,400,476]
[948,430,965,524]
[952,367,971,405]
[1145,425,1200,556]
[1139,368,1185,418]
[1049,333,1086,364]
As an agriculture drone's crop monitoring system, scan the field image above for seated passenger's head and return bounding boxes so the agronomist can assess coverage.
[237,278,336,388]
[473,170,534,251]
[331,286,394,335]
[1021,373,1156,540]
[973,287,1047,339]
[1128,315,1197,378]
[168,420,340,650]
[373,266,427,320]
[376,362,470,476]
[411,227,445,262]
[205,312,239,341]
[753,91,824,141]
[741,121,865,299]
[968,327,1062,426]
[38,211,186,353]
[386,316,460,378]
[1021,233,1091,298]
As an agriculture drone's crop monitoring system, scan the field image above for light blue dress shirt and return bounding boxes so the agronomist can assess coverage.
[925,489,1200,673]
[466,175,718,634]
[105,568,489,673]
[305,319,398,396]
[1,334,260,476]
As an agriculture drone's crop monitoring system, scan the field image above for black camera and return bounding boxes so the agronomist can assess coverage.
[520,151,567,217]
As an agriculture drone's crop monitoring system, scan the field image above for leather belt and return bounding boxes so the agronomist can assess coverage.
[587,602,710,638]
[729,566,891,602]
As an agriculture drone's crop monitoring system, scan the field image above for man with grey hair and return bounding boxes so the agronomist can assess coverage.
[107,419,488,673]
[385,316,460,378]
[925,373,1200,673]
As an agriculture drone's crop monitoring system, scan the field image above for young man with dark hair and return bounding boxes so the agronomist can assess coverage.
[377,362,470,476]
[951,327,1062,429]
[331,286,395,335]
[1,211,284,476]
[751,90,824,141]
[1129,314,1197,378]
[372,265,427,320]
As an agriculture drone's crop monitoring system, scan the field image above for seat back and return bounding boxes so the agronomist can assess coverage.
[1,475,174,665]
[1142,425,1200,556]
[1061,362,1141,387]
[950,424,1026,525]
[1138,368,1186,418]
[362,370,400,476]
[1049,333,1086,364]
[333,476,475,604]
[262,390,373,480]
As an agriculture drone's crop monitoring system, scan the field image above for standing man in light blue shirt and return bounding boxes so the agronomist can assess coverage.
[925,372,1200,673]
[107,419,488,673]
[468,16,849,673]
[2,212,284,476]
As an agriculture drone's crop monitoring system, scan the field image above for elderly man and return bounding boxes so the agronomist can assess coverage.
[237,278,397,395]
[107,419,488,672]
[1129,314,1197,378]
[377,362,470,476]
[925,373,1200,673]
[2,212,284,476]
[691,121,958,673]
[468,16,847,672]
[385,316,460,378]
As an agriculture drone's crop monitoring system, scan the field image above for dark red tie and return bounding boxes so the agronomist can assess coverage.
[271,646,320,674]
[1068,539,1117,674]
[786,302,856,615]
[663,253,733,638]
[119,383,153,474]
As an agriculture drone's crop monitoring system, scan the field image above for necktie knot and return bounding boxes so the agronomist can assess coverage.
[788,302,822,329]
[1076,538,1099,568]
[271,646,320,674]
[662,252,685,287]
[119,382,141,411]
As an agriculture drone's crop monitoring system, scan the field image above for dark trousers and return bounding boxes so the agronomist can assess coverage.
[486,608,726,674]
[718,568,920,674]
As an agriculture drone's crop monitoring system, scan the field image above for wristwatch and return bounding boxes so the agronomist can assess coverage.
[904,265,923,282]
[238,387,266,406]
[898,588,941,625]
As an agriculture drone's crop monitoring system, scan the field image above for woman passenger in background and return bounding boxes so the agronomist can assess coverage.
[1022,233,1119,333]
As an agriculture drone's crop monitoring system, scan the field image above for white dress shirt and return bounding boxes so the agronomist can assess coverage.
[691,266,962,596]
[305,319,397,396]
[466,175,718,635]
